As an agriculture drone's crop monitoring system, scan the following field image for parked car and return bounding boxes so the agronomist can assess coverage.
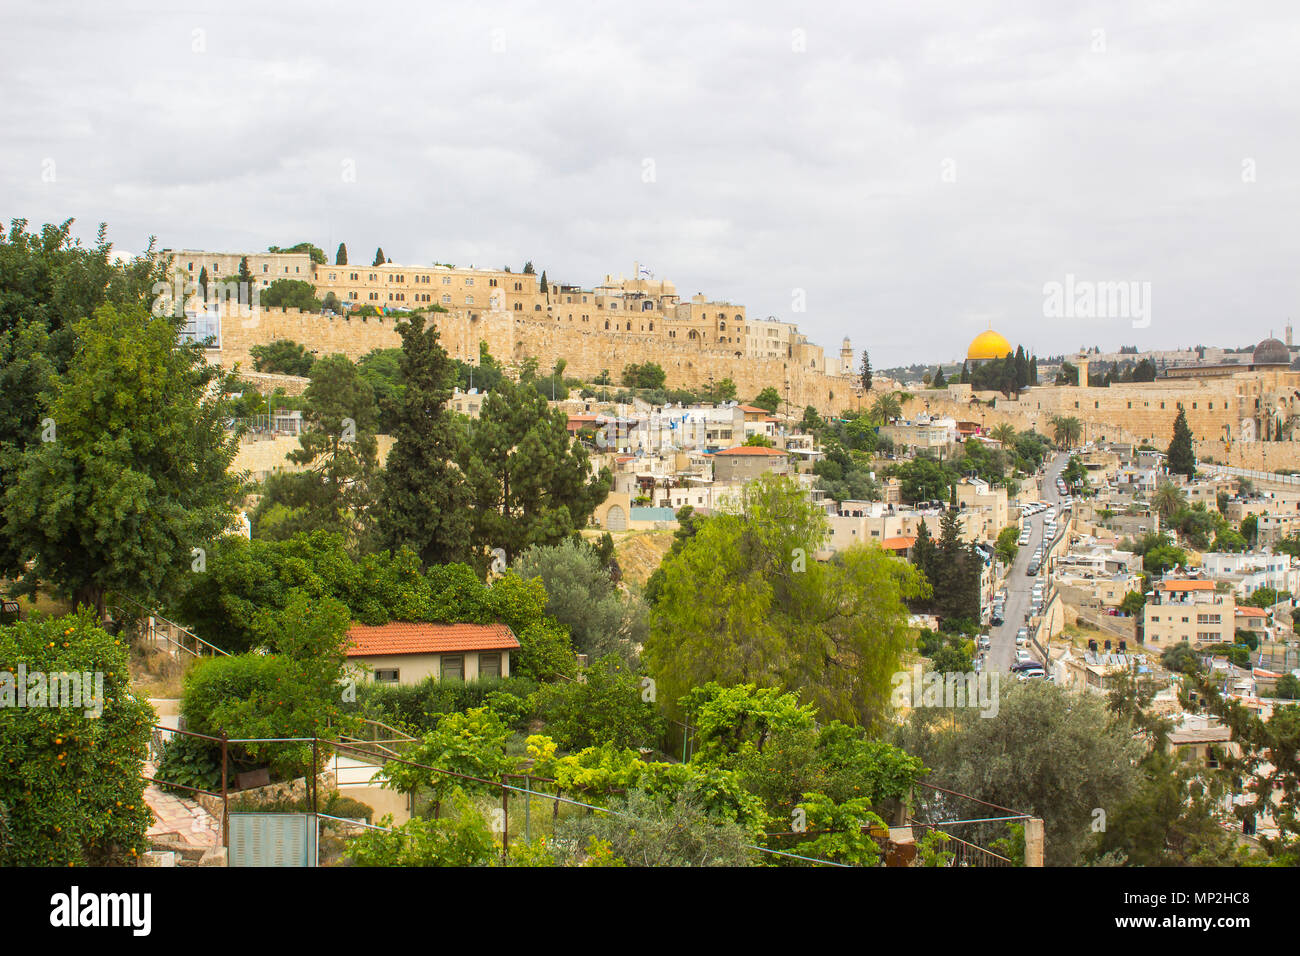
[978,635,991,650]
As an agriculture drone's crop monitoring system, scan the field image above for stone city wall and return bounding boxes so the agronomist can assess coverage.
[212,306,861,413]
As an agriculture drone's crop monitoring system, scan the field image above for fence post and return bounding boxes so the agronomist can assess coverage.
[220,732,229,849]
[524,776,531,844]
[501,781,509,867]
[1024,817,1045,866]
[312,738,319,815]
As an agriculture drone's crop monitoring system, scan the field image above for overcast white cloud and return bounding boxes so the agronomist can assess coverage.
[2,0,1298,367]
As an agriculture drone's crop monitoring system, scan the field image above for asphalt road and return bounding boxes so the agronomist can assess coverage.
[985,452,1069,673]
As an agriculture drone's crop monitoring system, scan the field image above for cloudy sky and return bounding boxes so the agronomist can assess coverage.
[3,1,1298,367]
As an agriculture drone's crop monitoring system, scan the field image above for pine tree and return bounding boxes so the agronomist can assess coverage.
[933,366,946,388]
[1167,407,1195,479]
[959,360,969,385]
[463,376,612,564]
[336,243,348,265]
[859,350,872,391]
[377,314,473,567]
[373,247,386,267]
[237,256,253,293]
[523,261,536,275]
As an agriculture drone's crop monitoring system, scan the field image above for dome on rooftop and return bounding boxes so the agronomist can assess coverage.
[967,329,1013,363]
[1253,337,1290,365]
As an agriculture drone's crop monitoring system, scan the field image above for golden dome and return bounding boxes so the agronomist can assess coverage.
[967,329,1013,362]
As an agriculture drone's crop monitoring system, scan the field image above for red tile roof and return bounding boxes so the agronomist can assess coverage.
[1236,606,1267,617]
[347,622,519,657]
[713,445,785,456]
[737,404,768,413]
[882,535,917,550]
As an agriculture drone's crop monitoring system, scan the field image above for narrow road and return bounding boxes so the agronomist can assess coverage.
[986,452,1068,672]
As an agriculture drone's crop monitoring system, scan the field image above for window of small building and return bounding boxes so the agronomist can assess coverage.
[479,653,501,679]
[374,668,400,683]
[441,655,464,681]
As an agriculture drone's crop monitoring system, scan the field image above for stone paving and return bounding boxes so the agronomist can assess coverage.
[143,761,221,848]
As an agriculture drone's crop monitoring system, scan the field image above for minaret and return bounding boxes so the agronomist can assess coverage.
[841,337,853,376]
[1076,351,1090,388]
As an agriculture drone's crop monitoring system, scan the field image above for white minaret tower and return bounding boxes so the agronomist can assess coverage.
[841,337,854,376]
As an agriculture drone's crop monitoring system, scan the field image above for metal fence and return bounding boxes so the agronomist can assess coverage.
[908,781,1038,866]
[142,727,1041,867]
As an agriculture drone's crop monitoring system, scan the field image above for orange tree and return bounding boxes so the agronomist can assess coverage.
[0,609,154,865]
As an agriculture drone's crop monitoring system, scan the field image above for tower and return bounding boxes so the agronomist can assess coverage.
[841,337,853,376]
[1076,351,1090,388]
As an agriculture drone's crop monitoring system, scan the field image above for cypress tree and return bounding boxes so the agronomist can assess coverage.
[539,270,548,294]
[336,243,348,265]
[373,247,386,267]
[1167,407,1195,479]
[859,350,873,391]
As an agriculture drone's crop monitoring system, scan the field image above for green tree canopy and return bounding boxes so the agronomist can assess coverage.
[643,475,925,728]
[249,338,315,376]
[462,375,611,565]
[251,354,380,547]
[3,303,240,616]
[896,680,1143,865]
[752,387,781,413]
[260,279,321,313]
[377,314,473,568]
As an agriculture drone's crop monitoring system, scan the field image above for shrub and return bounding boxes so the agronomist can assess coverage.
[351,676,538,734]
[156,732,223,796]
[533,658,666,752]
[182,651,353,780]
[0,610,154,865]
[345,790,497,866]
